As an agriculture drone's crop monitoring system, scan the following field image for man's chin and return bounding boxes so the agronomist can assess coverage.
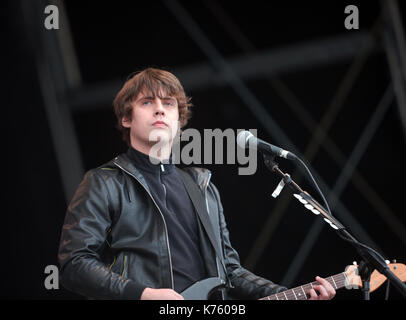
[149,128,173,142]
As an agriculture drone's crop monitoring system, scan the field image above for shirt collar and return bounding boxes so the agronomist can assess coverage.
[126,146,175,174]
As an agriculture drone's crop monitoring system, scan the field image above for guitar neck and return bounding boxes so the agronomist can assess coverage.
[259,272,347,300]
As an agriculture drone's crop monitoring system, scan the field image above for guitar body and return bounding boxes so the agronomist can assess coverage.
[181,277,226,300]
[369,263,406,292]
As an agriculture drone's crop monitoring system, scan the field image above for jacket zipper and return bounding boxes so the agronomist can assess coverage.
[121,254,128,278]
[113,162,175,290]
[109,254,128,278]
[108,256,116,270]
[160,166,167,206]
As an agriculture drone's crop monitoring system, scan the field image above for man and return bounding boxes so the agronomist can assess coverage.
[58,67,335,300]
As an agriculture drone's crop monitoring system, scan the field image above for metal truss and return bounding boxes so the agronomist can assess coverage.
[67,32,375,111]
[20,0,84,203]
[382,0,406,141]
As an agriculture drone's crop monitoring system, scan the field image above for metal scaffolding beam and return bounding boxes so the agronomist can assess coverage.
[382,0,406,140]
[21,0,84,203]
[67,32,375,112]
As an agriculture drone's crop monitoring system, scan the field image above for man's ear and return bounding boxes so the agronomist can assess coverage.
[121,116,131,128]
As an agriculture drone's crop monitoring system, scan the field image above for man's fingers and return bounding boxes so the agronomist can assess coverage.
[168,289,184,300]
[307,285,327,300]
[306,277,336,300]
[315,284,328,299]
[307,288,318,300]
[141,288,185,300]
[315,276,336,299]
[174,292,185,300]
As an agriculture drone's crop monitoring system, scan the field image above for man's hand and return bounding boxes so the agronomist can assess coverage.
[307,276,336,300]
[141,287,184,300]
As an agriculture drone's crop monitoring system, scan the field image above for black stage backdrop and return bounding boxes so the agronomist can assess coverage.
[2,0,406,304]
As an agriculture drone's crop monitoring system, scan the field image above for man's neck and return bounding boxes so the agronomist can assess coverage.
[129,141,172,162]
[127,145,175,174]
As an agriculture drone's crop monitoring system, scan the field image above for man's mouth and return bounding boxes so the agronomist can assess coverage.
[152,121,168,127]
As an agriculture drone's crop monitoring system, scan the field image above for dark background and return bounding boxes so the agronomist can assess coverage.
[2,0,406,300]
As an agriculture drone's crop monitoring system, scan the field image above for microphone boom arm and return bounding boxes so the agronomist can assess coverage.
[262,153,406,299]
[263,154,344,230]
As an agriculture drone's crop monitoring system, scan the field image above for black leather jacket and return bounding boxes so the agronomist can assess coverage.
[58,153,286,299]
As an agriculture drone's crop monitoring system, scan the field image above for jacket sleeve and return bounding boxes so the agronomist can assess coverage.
[58,169,146,300]
[209,182,287,300]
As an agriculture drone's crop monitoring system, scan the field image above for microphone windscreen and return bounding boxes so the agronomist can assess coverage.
[236,130,254,149]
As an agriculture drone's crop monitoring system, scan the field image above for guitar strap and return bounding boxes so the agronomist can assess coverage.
[177,168,232,289]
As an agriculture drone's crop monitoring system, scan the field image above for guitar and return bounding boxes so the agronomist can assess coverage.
[181,263,406,300]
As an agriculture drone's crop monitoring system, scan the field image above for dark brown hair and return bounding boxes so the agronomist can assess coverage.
[113,67,193,144]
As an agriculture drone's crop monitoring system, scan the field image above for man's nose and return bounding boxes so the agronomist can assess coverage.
[154,99,165,115]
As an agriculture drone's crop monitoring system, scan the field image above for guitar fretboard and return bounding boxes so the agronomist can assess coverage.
[259,273,347,300]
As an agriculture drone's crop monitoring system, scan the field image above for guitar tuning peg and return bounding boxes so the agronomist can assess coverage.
[353,261,357,265]
[385,260,390,264]
[392,259,397,263]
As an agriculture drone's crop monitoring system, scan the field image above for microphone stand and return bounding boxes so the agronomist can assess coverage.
[262,154,406,299]
[358,261,371,300]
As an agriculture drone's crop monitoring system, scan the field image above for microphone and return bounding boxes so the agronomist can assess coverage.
[237,130,297,160]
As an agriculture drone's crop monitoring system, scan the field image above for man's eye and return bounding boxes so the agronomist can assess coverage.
[142,101,152,105]
[164,100,177,106]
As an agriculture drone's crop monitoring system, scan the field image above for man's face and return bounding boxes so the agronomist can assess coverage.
[122,90,179,155]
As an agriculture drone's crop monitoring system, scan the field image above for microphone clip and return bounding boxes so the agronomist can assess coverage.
[262,154,286,198]
[272,176,288,198]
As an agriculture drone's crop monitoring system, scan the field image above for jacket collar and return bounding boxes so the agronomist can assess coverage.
[180,167,212,192]
[112,152,212,192]
[113,153,151,193]
[126,147,175,174]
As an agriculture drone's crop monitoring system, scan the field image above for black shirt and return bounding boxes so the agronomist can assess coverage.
[127,147,207,293]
